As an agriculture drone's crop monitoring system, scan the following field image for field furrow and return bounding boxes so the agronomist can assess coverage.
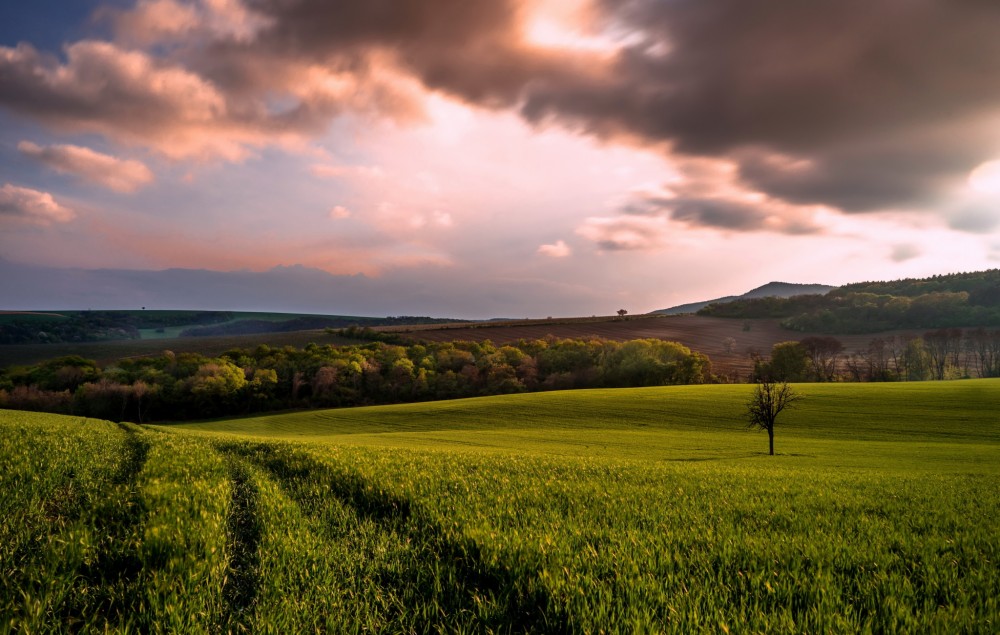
[221,459,262,632]
[216,441,566,633]
[60,426,152,630]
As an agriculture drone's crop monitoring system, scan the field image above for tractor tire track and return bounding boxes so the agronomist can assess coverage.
[62,425,152,631]
[220,458,262,633]
[216,441,568,634]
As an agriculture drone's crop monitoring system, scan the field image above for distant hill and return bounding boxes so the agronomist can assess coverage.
[654,282,834,315]
[0,310,465,346]
[698,269,1000,333]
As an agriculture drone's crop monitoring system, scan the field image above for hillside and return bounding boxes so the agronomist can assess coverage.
[4,380,998,632]
[654,281,834,315]
[0,309,463,346]
[700,269,1000,333]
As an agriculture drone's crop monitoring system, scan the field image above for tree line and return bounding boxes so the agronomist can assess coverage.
[753,328,1000,383]
[700,269,1000,333]
[0,336,712,423]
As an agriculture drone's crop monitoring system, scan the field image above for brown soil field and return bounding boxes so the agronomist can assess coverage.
[379,315,927,381]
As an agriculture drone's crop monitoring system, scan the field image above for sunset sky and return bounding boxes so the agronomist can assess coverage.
[3,0,1000,318]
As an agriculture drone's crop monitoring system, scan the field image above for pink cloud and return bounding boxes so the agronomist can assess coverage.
[18,141,154,192]
[311,163,386,180]
[106,0,271,46]
[538,240,571,258]
[0,184,75,226]
[109,0,202,45]
[0,41,247,159]
[329,205,351,219]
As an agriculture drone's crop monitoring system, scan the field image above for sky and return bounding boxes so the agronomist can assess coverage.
[2,0,1000,318]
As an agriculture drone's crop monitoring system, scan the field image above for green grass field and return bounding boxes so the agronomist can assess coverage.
[2,380,999,632]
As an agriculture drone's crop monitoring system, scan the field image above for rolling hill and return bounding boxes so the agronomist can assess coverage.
[654,281,834,315]
[4,379,997,632]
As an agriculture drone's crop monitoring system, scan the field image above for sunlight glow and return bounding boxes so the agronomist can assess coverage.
[524,17,619,53]
[967,160,1000,195]
[521,0,622,54]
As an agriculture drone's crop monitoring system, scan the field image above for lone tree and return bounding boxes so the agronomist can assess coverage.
[617,309,628,320]
[745,378,801,455]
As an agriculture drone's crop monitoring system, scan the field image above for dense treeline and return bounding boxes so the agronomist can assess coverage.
[700,269,1000,333]
[0,336,712,423]
[753,328,1000,382]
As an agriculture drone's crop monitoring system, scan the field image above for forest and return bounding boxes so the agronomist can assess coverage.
[699,269,1000,332]
[0,336,711,423]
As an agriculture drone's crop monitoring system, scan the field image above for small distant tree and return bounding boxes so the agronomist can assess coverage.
[745,378,801,456]
[722,337,737,354]
[800,336,844,381]
[617,309,628,320]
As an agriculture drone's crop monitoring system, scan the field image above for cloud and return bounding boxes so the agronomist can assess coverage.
[513,1,1000,213]
[610,156,824,236]
[5,0,1000,220]
[0,260,606,318]
[311,163,386,180]
[948,205,1000,234]
[431,210,453,227]
[0,39,419,161]
[329,205,351,219]
[538,239,571,257]
[18,141,154,192]
[0,184,76,226]
[576,216,668,251]
[108,0,203,45]
[0,41,243,159]
[106,0,270,46]
[372,202,455,234]
[890,244,922,263]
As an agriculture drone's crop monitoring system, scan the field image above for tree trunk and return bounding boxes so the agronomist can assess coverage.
[768,427,774,456]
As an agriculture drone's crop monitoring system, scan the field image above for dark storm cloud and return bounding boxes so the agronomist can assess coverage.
[220,0,586,106]
[230,0,1000,213]
[5,0,1000,214]
[512,0,1000,211]
[619,191,820,235]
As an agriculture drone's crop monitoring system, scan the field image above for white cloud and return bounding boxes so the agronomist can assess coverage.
[538,239,571,257]
[18,141,154,192]
[329,205,351,219]
[0,183,76,226]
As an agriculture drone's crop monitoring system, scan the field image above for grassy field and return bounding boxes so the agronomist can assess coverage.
[2,380,999,632]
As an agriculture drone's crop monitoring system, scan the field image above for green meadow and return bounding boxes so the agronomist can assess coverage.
[2,380,999,632]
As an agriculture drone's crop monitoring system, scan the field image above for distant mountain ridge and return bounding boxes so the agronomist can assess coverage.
[653,282,834,315]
